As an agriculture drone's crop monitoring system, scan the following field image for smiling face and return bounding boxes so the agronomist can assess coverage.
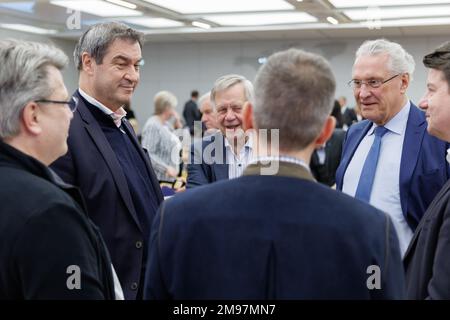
[352,53,409,125]
[214,83,246,141]
[87,38,142,111]
[419,68,450,142]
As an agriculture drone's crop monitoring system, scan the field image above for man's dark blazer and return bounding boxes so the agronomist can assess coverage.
[336,103,450,231]
[183,99,201,135]
[51,90,163,300]
[144,161,405,299]
[404,179,450,299]
[311,128,346,186]
[343,108,358,127]
[187,132,228,188]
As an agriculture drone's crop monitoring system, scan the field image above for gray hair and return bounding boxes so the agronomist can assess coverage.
[253,48,336,150]
[154,91,177,115]
[355,39,415,79]
[74,22,144,71]
[210,74,254,108]
[198,92,210,108]
[0,40,68,139]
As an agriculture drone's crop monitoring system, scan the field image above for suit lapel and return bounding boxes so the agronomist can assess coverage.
[399,104,426,217]
[211,134,229,181]
[75,92,142,231]
[404,178,450,261]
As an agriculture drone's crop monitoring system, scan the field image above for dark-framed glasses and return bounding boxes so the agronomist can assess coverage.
[35,96,78,112]
[348,74,400,90]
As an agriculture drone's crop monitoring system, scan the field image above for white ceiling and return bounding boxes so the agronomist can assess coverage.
[0,0,450,42]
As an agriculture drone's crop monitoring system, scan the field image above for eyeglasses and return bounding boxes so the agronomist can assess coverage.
[348,74,400,90]
[35,96,78,112]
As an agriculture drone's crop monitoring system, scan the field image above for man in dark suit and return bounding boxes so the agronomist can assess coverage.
[183,90,201,135]
[335,39,450,257]
[310,128,345,186]
[0,40,115,299]
[51,22,163,300]
[339,96,358,128]
[187,74,254,188]
[404,41,450,299]
[144,48,404,299]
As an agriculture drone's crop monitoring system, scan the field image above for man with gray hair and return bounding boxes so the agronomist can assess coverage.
[51,22,163,300]
[336,39,450,257]
[0,40,115,299]
[187,74,254,188]
[198,91,218,135]
[144,48,404,299]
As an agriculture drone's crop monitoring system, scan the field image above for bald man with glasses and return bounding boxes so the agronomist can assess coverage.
[336,39,450,258]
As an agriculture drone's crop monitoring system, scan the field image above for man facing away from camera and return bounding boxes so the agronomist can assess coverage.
[144,48,405,299]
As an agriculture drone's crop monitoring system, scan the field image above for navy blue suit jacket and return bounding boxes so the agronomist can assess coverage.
[51,91,163,300]
[144,162,405,299]
[336,103,450,231]
[187,132,228,188]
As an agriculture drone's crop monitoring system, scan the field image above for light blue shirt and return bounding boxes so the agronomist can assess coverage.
[342,100,413,258]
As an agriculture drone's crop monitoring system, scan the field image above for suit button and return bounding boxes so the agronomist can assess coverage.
[131,282,138,291]
[135,241,143,249]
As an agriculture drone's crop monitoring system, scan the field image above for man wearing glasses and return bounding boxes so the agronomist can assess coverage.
[336,39,450,258]
[0,40,116,299]
[187,74,254,188]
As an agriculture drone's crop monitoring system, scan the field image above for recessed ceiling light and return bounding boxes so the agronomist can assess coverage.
[330,0,450,8]
[205,12,317,26]
[124,17,184,28]
[0,23,57,34]
[327,16,339,24]
[106,0,136,10]
[142,0,294,14]
[360,17,450,27]
[50,0,142,17]
[0,1,35,13]
[192,21,211,29]
[344,5,450,20]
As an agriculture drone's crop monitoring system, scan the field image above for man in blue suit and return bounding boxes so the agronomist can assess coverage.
[336,39,450,258]
[51,22,163,300]
[187,74,255,188]
[144,48,405,299]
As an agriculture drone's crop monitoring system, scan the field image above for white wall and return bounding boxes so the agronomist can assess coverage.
[1,30,448,131]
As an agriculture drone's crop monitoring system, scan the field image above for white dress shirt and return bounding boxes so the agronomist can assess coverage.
[342,101,413,257]
[224,134,253,179]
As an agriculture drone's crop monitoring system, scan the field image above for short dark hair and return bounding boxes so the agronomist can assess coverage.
[191,90,199,98]
[423,41,450,89]
[74,22,144,71]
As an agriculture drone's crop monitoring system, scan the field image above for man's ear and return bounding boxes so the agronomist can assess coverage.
[243,101,254,131]
[81,52,95,74]
[400,73,410,93]
[314,116,335,147]
[21,102,43,136]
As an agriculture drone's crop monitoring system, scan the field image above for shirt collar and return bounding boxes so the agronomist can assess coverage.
[78,88,127,128]
[224,132,253,152]
[248,155,310,172]
[368,100,410,136]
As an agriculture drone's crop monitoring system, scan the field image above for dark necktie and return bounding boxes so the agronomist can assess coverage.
[354,126,389,202]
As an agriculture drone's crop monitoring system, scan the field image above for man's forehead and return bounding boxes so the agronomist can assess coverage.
[106,39,142,60]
